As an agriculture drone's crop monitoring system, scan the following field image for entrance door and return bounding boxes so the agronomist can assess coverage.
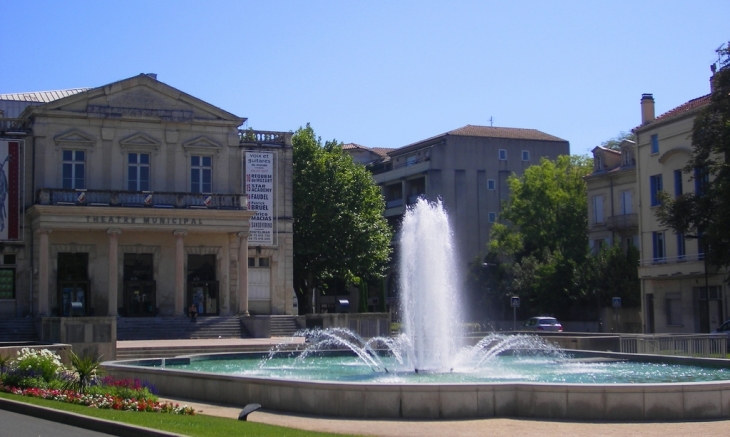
[57,253,89,317]
[123,254,155,317]
[187,254,218,316]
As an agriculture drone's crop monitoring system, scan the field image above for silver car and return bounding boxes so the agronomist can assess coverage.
[522,316,563,332]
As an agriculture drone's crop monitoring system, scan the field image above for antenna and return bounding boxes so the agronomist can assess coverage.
[489,116,494,127]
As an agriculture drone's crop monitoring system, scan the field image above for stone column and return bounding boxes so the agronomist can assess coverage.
[174,230,187,316]
[237,232,249,316]
[37,228,52,316]
[107,229,121,316]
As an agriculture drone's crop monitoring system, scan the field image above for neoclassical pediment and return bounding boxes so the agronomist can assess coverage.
[53,130,96,151]
[119,133,161,154]
[182,136,222,155]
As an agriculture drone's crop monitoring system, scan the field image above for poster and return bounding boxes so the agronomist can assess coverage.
[0,141,19,241]
[245,151,275,246]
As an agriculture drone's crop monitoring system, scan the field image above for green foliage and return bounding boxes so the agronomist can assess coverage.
[65,350,104,393]
[483,155,593,318]
[13,348,65,383]
[656,42,730,269]
[581,244,641,308]
[601,131,635,150]
[292,124,392,314]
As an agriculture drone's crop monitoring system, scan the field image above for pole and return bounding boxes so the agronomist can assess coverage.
[513,306,516,331]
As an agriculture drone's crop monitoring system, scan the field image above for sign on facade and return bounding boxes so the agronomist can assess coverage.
[0,140,21,241]
[245,151,275,246]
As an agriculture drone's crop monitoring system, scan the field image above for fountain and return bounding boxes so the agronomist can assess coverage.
[103,199,730,421]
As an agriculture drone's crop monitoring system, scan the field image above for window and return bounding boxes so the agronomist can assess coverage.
[694,166,709,197]
[487,179,495,190]
[674,169,683,197]
[650,134,659,154]
[594,155,603,172]
[620,191,633,214]
[190,155,212,193]
[248,257,269,267]
[488,212,496,223]
[127,153,150,191]
[592,195,604,224]
[665,292,682,326]
[498,149,507,160]
[622,149,634,166]
[406,155,417,166]
[650,174,663,206]
[62,150,85,189]
[676,233,685,260]
[521,150,530,161]
[652,231,665,262]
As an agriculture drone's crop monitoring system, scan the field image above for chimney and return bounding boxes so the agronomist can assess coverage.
[641,94,655,125]
[146,73,158,80]
[710,64,717,92]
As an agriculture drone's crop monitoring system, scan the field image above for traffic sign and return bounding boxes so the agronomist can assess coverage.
[612,297,622,308]
[511,296,520,308]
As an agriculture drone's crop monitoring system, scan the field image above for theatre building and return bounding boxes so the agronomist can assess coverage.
[0,74,294,345]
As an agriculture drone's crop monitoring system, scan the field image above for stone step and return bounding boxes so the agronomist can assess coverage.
[117,316,247,341]
[115,343,298,360]
[0,318,39,342]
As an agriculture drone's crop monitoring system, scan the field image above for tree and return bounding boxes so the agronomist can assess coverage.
[293,124,392,314]
[484,155,593,318]
[656,42,730,270]
[601,131,636,150]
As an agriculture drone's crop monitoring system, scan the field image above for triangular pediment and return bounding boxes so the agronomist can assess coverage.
[54,129,95,147]
[120,133,161,152]
[182,136,222,155]
[28,74,245,125]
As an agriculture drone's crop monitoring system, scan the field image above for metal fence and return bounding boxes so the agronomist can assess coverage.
[620,334,727,358]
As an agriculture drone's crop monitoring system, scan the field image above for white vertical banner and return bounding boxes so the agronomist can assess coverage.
[245,151,275,246]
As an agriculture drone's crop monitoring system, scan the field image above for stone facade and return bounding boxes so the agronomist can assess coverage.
[0,74,294,323]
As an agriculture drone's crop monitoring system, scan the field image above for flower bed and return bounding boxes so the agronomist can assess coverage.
[1,385,195,414]
[0,348,194,415]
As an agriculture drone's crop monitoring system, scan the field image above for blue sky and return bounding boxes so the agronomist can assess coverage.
[2,0,728,155]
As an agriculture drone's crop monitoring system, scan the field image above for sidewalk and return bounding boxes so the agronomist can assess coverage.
[158,394,730,437]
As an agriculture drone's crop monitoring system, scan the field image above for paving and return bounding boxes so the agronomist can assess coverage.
[121,338,730,436]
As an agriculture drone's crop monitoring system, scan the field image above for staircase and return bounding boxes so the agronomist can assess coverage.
[116,316,248,341]
[0,318,39,342]
[114,341,296,361]
[270,315,300,337]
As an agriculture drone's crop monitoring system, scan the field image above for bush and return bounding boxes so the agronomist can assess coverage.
[13,348,64,383]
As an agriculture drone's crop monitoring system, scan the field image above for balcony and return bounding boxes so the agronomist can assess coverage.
[36,189,247,210]
[385,199,403,209]
[607,213,638,231]
[239,129,290,146]
[0,118,31,136]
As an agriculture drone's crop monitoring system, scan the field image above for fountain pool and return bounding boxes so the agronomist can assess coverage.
[103,199,730,420]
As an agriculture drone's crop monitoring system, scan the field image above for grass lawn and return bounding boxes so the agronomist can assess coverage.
[0,391,361,437]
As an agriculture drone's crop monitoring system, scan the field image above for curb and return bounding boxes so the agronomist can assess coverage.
[0,397,186,437]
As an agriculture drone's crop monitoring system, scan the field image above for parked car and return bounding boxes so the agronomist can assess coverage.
[522,317,563,332]
[712,320,730,347]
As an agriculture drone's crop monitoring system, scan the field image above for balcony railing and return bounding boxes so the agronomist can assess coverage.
[36,189,247,210]
[239,129,289,146]
[0,118,31,135]
[639,252,704,267]
[385,199,403,209]
[606,213,638,231]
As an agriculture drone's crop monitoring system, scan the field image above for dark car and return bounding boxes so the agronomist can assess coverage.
[522,316,563,332]
[712,320,730,347]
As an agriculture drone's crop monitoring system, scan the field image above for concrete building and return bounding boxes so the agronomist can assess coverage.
[585,140,639,255]
[0,74,294,327]
[634,86,726,334]
[347,125,570,303]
